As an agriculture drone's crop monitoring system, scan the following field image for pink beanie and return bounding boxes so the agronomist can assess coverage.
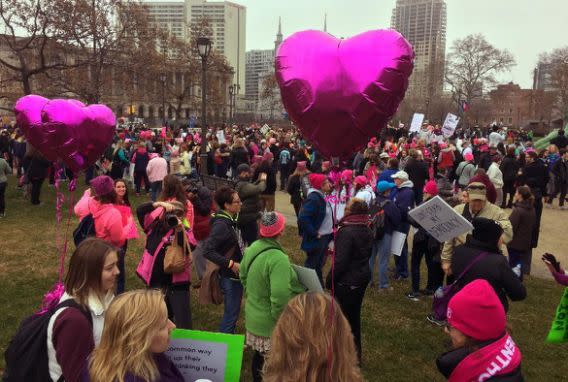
[341,169,353,183]
[447,279,506,341]
[354,175,368,187]
[259,212,286,238]
[309,173,327,190]
[90,175,114,197]
[464,152,474,161]
[296,161,307,171]
[423,180,438,196]
[263,152,274,162]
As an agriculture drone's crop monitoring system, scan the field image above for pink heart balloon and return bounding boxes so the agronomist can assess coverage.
[14,95,116,172]
[276,29,414,159]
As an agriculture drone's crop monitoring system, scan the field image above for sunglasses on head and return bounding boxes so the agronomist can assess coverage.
[467,185,486,191]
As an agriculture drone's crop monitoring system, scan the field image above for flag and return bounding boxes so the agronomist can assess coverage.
[459,100,469,113]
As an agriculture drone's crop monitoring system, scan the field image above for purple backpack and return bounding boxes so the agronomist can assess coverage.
[432,252,488,321]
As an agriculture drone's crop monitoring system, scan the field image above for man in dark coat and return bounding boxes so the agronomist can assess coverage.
[522,151,548,248]
[389,170,415,280]
[235,164,266,246]
[404,150,429,205]
[451,217,526,312]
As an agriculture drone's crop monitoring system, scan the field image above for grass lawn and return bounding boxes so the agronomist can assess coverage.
[1,175,567,381]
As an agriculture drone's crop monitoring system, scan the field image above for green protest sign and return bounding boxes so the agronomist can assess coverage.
[546,288,568,344]
[166,329,245,382]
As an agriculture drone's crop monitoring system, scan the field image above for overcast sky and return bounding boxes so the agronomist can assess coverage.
[237,0,567,89]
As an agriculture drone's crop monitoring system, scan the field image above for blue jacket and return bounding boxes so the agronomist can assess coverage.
[390,180,415,234]
[298,189,327,251]
[376,194,402,235]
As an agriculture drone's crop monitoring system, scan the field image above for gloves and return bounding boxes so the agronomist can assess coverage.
[542,253,561,273]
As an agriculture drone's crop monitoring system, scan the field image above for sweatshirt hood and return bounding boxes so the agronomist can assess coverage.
[399,180,414,189]
[89,199,117,219]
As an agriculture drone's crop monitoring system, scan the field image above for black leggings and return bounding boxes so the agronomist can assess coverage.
[502,180,516,207]
[252,350,265,382]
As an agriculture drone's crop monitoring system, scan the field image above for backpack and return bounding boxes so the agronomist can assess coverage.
[369,199,390,240]
[300,175,311,200]
[3,299,93,382]
[73,214,96,247]
[279,150,290,165]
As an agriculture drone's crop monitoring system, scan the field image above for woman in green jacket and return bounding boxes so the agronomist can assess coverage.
[240,211,304,382]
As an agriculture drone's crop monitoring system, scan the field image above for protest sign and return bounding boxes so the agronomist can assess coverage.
[216,130,226,144]
[390,231,407,256]
[292,264,323,292]
[442,113,460,137]
[547,287,568,343]
[410,113,425,133]
[166,329,245,382]
[408,196,473,243]
[260,124,270,136]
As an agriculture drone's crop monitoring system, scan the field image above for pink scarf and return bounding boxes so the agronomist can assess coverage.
[449,334,521,382]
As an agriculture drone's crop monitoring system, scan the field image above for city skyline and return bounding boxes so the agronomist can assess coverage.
[231,0,566,89]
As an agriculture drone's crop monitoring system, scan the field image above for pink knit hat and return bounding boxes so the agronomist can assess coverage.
[259,212,286,238]
[309,173,327,190]
[296,161,307,171]
[447,279,506,341]
[354,175,368,187]
[423,180,438,196]
[464,152,474,161]
[90,175,114,197]
[341,169,353,183]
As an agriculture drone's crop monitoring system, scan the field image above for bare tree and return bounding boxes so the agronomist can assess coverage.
[547,47,568,119]
[0,0,76,95]
[260,73,280,120]
[445,34,516,115]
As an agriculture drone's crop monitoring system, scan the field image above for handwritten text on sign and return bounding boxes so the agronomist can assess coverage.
[408,196,473,243]
[168,339,227,381]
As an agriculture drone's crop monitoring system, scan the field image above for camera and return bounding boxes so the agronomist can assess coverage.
[165,213,181,228]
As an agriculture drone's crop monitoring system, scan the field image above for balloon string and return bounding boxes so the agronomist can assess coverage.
[327,193,339,382]
[58,178,77,283]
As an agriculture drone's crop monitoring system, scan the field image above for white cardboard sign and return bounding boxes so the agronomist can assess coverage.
[216,130,226,144]
[410,113,425,133]
[408,196,473,242]
[442,113,460,137]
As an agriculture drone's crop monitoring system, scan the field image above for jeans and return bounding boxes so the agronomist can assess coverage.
[502,180,516,207]
[394,238,409,279]
[239,220,258,247]
[304,234,332,286]
[150,181,162,202]
[508,247,530,281]
[279,164,290,190]
[0,182,6,214]
[219,276,243,334]
[165,287,192,329]
[369,233,392,288]
[410,240,444,293]
[334,283,367,363]
[532,196,543,249]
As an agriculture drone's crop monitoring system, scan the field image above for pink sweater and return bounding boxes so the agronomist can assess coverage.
[74,190,126,247]
[146,157,168,183]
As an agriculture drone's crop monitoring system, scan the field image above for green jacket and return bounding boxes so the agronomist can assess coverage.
[240,238,304,338]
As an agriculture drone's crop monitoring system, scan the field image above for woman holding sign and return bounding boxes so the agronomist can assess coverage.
[240,212,305,382]
[86,289,183,382]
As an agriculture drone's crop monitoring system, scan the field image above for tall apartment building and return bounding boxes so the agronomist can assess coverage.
[144,2,187,40]
[186,0,246,95]
[391,0,446,101]
[245,49,274,101]
[534,62,557,92]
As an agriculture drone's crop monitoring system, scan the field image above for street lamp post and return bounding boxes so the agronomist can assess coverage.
[160,74,166,126]
[197,37,212,176]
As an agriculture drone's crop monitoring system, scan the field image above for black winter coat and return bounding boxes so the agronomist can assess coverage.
[405,158,429,191]
[522,159,548,198]
[235,179,266,224]
[500,156,520,183]
[451,237,526,312]
[27,155,51,180]
[230,147,249,169]
[202,211,243,279]
[551,158,568,184]
[325,214,373,288]
[508,200,536,252]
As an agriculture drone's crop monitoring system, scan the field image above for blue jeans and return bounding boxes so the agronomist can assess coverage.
[369,233,392,288]
[150,181,162,202]
[116,246,126,294]
[304,234,332,286]
[219,276,243,334]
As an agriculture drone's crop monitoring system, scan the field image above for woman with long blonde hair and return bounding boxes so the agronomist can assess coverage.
[263,292,364,382]
[88,289,182,382]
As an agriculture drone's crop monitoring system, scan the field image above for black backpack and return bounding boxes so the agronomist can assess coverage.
[3,299,93,382]
[73,213,96,247]
[369,199,390,240]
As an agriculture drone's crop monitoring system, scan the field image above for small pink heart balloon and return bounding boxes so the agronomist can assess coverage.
[14,95,116,172]
[275,29,414,159]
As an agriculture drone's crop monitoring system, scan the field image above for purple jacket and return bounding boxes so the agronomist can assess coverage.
[551,268,568,286]
[83,353,184,382]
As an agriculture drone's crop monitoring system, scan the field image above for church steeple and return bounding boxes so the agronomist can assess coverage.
[274,16,283,52]
[323,13,327,32]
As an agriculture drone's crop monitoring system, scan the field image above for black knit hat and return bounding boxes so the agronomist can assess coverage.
[471,217,503,246]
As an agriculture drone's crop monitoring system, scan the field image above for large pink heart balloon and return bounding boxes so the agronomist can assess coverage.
[14,95,116,172]
[275,29,414,159]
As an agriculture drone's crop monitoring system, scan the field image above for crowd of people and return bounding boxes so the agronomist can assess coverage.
[1,120,567,382]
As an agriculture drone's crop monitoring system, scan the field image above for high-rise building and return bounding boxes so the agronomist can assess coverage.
[186,0,246,95]
[391,0,447,101]
[144,2,187,40]
[534,62,557,92]
[245,49,274,101]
